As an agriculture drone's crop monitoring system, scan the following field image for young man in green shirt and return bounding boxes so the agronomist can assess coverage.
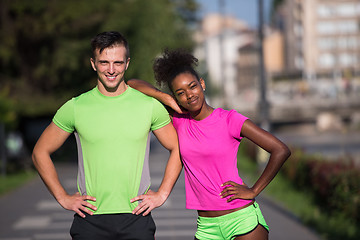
[32,31,182,240]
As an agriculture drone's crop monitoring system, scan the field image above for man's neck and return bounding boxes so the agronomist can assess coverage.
[97,80,128,97]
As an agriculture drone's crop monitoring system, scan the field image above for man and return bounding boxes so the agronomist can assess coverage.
[32,31,182,240]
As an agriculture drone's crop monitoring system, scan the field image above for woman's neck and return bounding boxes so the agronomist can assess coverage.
[190,104,214,121]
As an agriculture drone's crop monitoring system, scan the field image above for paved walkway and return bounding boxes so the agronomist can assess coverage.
[0,135,320,240]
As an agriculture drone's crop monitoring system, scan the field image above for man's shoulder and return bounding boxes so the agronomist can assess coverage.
[127,86,157,103]
[55,88,97,113]
[73,88,96,100]
[128,86,150,97]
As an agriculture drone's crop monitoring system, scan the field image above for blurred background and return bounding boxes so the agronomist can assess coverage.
[0,0,359,239]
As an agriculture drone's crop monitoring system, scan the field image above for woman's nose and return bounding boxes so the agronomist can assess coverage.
[186,91,193,99]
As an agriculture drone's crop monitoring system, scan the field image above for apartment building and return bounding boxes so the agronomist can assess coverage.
[278,0,360,79]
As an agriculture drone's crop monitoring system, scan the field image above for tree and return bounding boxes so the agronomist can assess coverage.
[0,0,198,119]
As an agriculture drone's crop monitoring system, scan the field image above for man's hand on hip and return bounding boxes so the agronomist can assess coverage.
[130,189,167,216]
[58,192,97,218]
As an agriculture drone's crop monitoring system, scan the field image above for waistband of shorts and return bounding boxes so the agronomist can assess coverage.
[197,202,259,223]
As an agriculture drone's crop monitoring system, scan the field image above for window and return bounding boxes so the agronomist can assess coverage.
[295,56,304,69]
[317,21,358,34]
[317,5,334,17]
[317,3,360,17]
[318,38,336,50]
[338,4,357,17]
[293,23,303,36]
[317,22,335,34]
[338,21,358,34]
[347,37,359,49]
[339,53,356,66]
[318,53,335,67]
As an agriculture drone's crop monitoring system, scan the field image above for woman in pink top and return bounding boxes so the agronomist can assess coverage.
[129,49,291,240]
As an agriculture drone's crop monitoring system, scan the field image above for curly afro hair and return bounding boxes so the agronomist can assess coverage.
[153,48,200,90]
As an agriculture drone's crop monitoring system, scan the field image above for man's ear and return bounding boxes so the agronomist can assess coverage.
[125,58,130,70]
[90,58,96,71]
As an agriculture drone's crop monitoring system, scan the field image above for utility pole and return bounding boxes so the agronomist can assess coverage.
[258,0,270,131]
[218,0,228,109]
[257,0,271,169]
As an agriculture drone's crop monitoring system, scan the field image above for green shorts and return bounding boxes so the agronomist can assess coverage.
[195,202,269,240]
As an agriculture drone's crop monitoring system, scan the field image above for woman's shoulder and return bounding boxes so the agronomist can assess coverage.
[216,108,249,123]
[216,108,240,117]
[173,112,191,120]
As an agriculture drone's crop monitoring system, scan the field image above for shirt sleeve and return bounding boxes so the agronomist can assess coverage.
[52,98,75,133]
[150,98,171,131]
[227,110,249,140]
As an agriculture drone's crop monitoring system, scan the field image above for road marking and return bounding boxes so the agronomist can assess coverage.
[52,212,73,220]
[48,221,72,230]
[155,229,195,237]
[13,216,50,230]
[37,200,63,211]
[33,233,69,240]
[0,238,31,240]
[155,218,196,226]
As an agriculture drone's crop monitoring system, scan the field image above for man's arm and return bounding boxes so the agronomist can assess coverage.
[130,122,182,216]
[32,122,97,218]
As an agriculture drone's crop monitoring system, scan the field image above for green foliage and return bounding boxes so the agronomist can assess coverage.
[0,86,17,128]
[0,0,198,119]
[274,149,360,240]
[0,170,36,196]
[238,140,360,240]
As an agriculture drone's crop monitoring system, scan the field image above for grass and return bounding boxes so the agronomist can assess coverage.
[0,170,37,196]
[237,144,360,240]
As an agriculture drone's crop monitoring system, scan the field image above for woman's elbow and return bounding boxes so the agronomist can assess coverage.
[280,144,291,162]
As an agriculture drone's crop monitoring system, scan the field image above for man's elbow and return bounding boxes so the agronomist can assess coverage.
[31,145,45,167]
[31,148,40,167]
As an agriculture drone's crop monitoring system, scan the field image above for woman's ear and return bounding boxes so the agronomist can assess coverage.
[199,78,206,91]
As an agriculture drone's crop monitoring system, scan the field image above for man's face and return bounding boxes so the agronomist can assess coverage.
[90,45,130,94]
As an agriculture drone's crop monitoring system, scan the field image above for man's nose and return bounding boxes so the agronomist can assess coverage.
[108,64,115,74]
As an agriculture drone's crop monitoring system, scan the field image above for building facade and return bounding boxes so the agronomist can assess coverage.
[277,0,360,79]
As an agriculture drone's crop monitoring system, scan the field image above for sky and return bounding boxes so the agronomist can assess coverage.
[196,0,274,28]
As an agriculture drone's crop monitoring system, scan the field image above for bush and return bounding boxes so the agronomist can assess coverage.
[281,149,360,239]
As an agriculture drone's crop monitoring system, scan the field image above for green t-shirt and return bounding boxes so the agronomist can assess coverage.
[53,86,170,214]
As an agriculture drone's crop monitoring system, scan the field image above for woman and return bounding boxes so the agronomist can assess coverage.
[128,49,291,240]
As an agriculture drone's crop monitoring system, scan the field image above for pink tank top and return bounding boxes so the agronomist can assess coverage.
[172,108,253,210]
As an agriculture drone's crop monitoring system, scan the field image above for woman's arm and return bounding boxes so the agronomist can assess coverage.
[127,79,184,114]
[221,120,291,201]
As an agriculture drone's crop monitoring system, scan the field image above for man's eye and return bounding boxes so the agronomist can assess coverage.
[177,92,184,96]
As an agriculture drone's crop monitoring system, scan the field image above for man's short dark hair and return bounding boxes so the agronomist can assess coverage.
[91,31,130,59]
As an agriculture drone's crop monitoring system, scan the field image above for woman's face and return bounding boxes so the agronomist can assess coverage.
[171,72,206,112]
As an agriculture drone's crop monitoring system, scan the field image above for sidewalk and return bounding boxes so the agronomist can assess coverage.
[0,135,321,240]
